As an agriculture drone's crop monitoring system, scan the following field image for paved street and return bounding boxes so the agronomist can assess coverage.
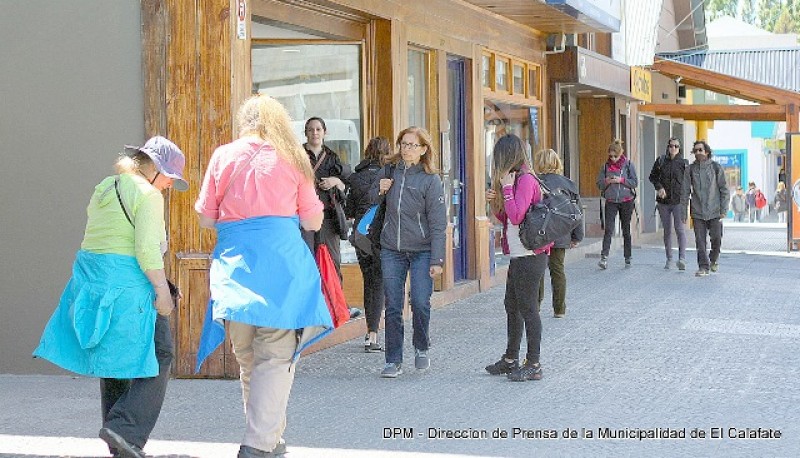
[2,226,799,458]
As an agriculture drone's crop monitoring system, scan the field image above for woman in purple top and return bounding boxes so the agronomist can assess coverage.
[484,134,550,382]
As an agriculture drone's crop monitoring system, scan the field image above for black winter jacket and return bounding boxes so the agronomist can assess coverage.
[305,144,350,220]
[649,153,689,205]
[538,173,584,249]
[345,159,383,223]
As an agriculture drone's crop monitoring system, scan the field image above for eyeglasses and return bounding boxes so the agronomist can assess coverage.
[693,147,705,152]
[400,142,422,150]
[668,144,680,149]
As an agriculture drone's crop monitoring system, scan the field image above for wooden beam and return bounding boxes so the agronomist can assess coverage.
[652,58,800,106]
[640,103,786,121]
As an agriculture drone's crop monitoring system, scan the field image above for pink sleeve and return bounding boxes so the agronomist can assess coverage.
[296,171,323,220]
[502,174,541,225]
[194,151,220,219]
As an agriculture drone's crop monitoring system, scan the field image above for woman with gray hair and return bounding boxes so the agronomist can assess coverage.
[34,136,187,458]
[533,149,583,318]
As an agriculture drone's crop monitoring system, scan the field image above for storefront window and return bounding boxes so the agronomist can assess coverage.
[482,54,491,89]
[251,43,362,168]
[528,65,540,99]
[495,58,509,92]
[408,48,429,129]
[513,64,524,94]
[484,100,540,263]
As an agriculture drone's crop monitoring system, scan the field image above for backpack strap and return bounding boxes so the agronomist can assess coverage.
[115,176,135,227]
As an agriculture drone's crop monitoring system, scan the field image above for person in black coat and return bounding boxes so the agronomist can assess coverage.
[345,137,391,352]
[302,117,350,280]
[533,149,583,318]
[648,137,689,270]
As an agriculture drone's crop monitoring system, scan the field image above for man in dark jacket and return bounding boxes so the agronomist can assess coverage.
[648,137,690,270]
[683,140,729,277]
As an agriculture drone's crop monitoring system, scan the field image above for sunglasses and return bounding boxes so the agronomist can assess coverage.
[693,147,705,152]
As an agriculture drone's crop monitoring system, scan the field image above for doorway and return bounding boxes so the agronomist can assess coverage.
[447,56,468,281]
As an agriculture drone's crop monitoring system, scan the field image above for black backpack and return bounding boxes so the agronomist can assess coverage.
[519,173,583,251]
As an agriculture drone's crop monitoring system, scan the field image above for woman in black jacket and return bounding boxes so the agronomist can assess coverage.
[302,117,350,280]
[345,137,391,352]
[648,137,689,270]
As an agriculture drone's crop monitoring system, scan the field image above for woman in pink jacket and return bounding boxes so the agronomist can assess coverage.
[484,134,551,382]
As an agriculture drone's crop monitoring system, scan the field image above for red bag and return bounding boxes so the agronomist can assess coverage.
[315,243,349,328]
[755,191,767,209]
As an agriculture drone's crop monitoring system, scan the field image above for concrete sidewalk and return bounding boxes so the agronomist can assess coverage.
[2,228,799,457]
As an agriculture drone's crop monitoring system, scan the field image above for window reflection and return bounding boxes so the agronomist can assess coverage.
[408,49,429,129]
[251,43,362,167]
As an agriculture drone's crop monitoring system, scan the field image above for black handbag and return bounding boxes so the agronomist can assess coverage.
[518,173,583,251]
[330,188,349,241]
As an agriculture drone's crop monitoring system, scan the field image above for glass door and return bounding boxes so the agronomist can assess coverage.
[447,56,468,281]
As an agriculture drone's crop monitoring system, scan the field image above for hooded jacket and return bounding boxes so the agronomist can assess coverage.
[305,144,350,220]
[649,152,689,206]
[345,158,382,224]
[596,156,638,203]
[683,159,729,220]
[370,160,447,266]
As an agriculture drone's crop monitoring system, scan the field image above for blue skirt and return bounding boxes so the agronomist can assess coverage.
[195,216,332,371]
[33,250,158,378]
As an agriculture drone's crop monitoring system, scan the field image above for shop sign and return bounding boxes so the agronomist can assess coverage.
[237,0,247,40]
[630,66,652,103]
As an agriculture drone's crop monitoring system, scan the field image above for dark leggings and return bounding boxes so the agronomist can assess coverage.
[504,254,548,364]
[601,200,634,259]
[356,249,384,333]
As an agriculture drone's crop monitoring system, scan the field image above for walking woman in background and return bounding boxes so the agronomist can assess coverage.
[373,127,446,378]
[484,134,551,382]
[346,136,392,352]
[596,139,638,269]
[302,116,349,279]
[34,136,188,458]
[194,94,330,458]
[774,181,788,223]
[533,148,582,318]
[648,137,689,270]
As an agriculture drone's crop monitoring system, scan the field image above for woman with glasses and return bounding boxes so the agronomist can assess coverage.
[34,136,188,458]
[648,137,690,270]
[596,139,638,269]
[346,136,392,352]
[371,127,447,378]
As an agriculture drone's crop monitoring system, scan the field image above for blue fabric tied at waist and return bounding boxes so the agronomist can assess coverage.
[195,216,332,372]
[33,250,159,378]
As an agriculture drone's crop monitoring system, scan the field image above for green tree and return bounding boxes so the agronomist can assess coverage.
[742,0,757,23]
[773,7,797,31]
[707,0,740,21]
[758,0,784,31]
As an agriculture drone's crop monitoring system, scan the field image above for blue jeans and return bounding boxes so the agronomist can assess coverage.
[381,249,433,365]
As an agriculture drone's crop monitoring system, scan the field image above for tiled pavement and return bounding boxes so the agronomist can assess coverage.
[2,225,799,457]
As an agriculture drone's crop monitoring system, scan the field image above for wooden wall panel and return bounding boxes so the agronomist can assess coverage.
[198,0,233,253]
[578,97,613,197]
[142,0,167,137]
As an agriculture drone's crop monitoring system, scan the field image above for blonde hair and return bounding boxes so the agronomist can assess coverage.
[385,126,439,175]
[608,139,624,155]
[533,148,563,175]
[237,94,314,181]
[490,134,531,214]
[114,151,154,175]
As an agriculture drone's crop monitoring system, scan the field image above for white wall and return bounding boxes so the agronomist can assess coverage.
[0,1,144,373]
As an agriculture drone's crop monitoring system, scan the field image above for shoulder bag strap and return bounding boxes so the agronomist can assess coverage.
[115,176,135,227]
[312,150,328,174]
[221,143,269,201]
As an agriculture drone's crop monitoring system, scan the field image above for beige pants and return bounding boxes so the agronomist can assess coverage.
[229,322,297,453]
